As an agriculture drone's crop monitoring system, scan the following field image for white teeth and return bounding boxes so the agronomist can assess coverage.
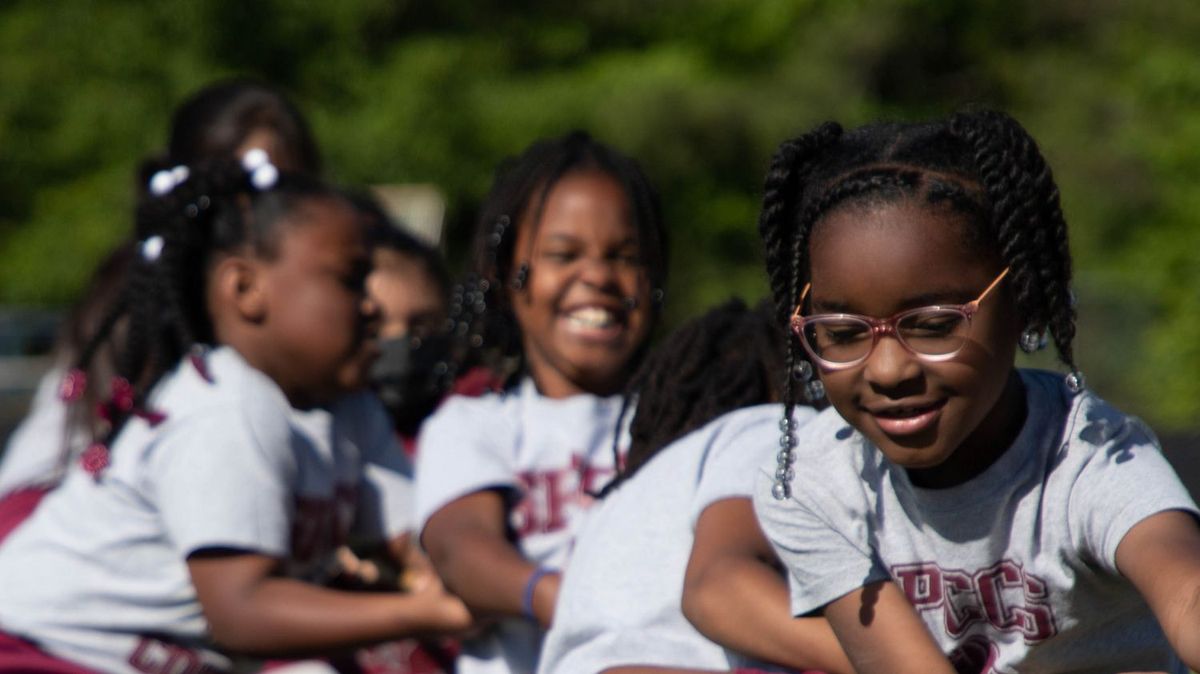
[566,307,616,328]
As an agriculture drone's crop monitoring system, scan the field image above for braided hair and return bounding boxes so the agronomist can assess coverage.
[757,110,1078,498]
[453,131,669,389]
[598,298,802,496]
[66,158,345,478]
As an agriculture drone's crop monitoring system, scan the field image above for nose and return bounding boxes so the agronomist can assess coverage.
[578,256,621,291]
[862,333,922,391]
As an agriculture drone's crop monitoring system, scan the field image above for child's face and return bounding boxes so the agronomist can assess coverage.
[807,200,1023,486]
[367,249,447,341]
[509,170,652,398]
[255,197,376,408]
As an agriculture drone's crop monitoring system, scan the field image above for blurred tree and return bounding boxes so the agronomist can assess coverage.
[0,0,1196,428]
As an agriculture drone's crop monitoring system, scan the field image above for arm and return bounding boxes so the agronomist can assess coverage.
[1116,509,1200,667]
[822,580,955,674]
[188,550,470,657]
[420,489,560,628]
[682,498,853,674]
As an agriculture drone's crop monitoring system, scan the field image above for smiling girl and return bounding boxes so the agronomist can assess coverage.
[415,131,668,674]
[752,111,1200,673]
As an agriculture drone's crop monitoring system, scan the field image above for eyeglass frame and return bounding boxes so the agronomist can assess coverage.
[789,267,1011,371]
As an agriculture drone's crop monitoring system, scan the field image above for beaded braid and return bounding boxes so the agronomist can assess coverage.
[597,298,789,497]
[759,110,1083,499]
[457,131,669,389]
[64,157,337,479]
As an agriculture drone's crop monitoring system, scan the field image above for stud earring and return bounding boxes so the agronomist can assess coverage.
[1064,369,1086,394]
[1019,326,1047,354]
[510,263,530,291]
[792,359,825,403]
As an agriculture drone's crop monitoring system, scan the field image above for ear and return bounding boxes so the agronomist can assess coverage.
[212,256,268,323]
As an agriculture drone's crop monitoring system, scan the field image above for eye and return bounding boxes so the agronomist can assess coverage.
[814,320,870,345]
[901,311,964,337]
[540,248,577,263]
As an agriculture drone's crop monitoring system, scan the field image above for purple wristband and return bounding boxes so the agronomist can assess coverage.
[521,566,554,621]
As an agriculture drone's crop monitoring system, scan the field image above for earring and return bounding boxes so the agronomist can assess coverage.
[621,296,639,310]
[1019,326,1047,354]
[510,263,530,291]
[1064,369,1086,394]
[651,288,665,307]
[792,359,825,403]
[772,416,796,500]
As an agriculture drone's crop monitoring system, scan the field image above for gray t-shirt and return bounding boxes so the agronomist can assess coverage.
[416,377,625,674]
[538,404,814,674]
[0,347,413,674]
[755,369,1197,674]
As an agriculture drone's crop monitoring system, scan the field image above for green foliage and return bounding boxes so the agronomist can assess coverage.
[1,0,1197,428]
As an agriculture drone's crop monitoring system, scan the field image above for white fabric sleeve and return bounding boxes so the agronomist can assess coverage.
[415,395,518,531]
[1068,408,1200,574]
[753,466,889,617]
[352,398,416,541]
[150,406,296,558]
[690,406,793,527]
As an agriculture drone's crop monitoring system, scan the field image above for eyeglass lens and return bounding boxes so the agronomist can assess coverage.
[801,308,970,364]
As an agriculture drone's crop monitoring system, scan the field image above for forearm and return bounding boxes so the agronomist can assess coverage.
[683,555,851,674]
[824,580,955,674]
[206,577,445,655]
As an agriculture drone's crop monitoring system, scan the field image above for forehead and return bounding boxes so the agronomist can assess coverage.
[808,199,999,314]
[516,170,636,246]
[276,197,365,260]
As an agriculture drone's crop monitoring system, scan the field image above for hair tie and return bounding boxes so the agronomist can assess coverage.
[148,165,190,196]
[241,147,279,190]
[140,235,165,262]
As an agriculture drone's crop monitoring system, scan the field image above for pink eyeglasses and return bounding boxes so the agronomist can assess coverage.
[790,267,1010,370]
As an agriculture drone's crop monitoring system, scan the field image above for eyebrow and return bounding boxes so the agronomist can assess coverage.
[539,233,639,247]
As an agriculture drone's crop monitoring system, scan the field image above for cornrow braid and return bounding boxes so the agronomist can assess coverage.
[758,110,1082,498]
[68,158,343,478]
[598,299,795,497]
[463,131,669,388]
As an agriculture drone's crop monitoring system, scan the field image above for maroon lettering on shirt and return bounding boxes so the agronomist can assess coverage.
[892,560,1058,643]
[128,636,226,674]
[510,452,619,538]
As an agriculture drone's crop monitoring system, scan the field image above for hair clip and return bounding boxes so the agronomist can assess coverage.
[148,165,190,196]
[140,235,164,262]
[241,148,279,191]
[80,442,110,480]
[58,368,88,403]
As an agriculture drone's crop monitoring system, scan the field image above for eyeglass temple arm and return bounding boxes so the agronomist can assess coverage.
[790,284,811,324]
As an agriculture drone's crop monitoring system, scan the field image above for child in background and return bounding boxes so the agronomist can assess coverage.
[538,299,851,674]
[0,77,323,518]
[416,131,669,674]
[358,198,454,447]
[0,157,469,673]
[752,110,1200,673]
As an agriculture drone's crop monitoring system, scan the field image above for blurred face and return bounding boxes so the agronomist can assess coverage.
[806,199,1024,487]
[509,170,653,398]
[367,249,447,341]
[256,197,377,408]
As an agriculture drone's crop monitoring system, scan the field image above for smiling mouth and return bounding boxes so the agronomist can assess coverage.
[869,400,946,437]
[564,306,622,330]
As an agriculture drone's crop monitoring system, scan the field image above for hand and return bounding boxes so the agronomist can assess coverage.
[406,570,474,635]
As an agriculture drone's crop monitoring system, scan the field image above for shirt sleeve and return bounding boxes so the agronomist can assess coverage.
[1068,403,1200,574]
[415,394,518,533]
[753,464,889,617]
[350,395,416,541]
[150,404,296,558]
[690,406,796,527]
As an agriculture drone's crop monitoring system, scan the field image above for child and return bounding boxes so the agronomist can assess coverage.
[415,131,669,674]
[538,299,851,674]
[358,198,454,444]
[0,77,323,513]
[751,110,1200,673]
[0,157,469,673]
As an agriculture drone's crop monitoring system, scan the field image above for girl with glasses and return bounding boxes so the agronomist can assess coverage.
[752,110,1200,673]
